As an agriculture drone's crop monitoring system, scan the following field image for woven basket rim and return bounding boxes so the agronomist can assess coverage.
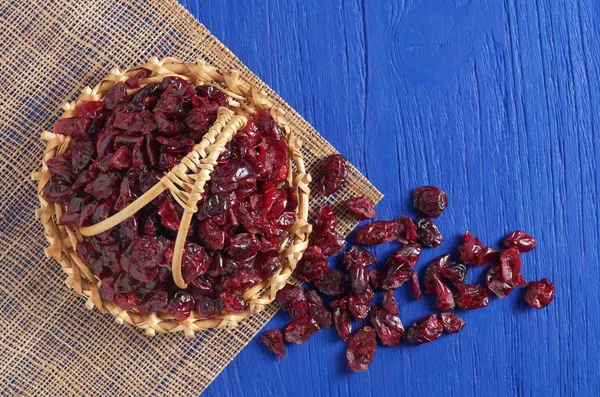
[33,57,311,337]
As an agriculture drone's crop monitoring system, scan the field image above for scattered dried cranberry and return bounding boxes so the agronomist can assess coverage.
[320,154,348,196]
[458,231,496,266]
[370,306,405,346]
[485,262,514,298]
[343,246,376,270]
[297,259,329,283]
[313,203,338,237]
[276,284,308,319]
[261,329,286,358]
[440,312,465,333]
[410,271,422,300]
[499,247,526,288]
[348,264,369,294]
[394,243,421,268]
[416,218,443,247]
[406,314,443,344]
[306,289,332,328]
[454,284,489,310]
[311,234,347,256]
[284,316,320,344]
[314,269,346,296]
[331,297,352,341]
[503,230,537,253]
[348,287,373,322]
[355,221,400,245]
[433,278,455,311]
[423,254,452,294]
[413,186,447,218]
[396,216,418,244]
[368,268,383,290]
[381,255,412,290]
[382,290,400,315]
[343,195,376,220]
[346,326,377,372]
[439,262,467,287]
[524,278,554,308]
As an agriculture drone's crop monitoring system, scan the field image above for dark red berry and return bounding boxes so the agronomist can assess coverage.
[524,278,554,308]
[284,316,320,344]
[439,262,467,287]
[440,312,465,333]
[503,230,537,253]
[276,284,308,319]
[433,278,455,311]
[413,186,447,218]
[346,326,377,372]
[311,233,347,256]
[347,287,374,322]
[394,243,422,268]
[313,203,338,238]
[331,297,352,341]
[166,291,194,320]
[369,268,383,290]
[423,254,451,294]
[454,284,489,310]
[499,247,526,288]
[355,221,401,245]
[381,255,412,290]
[382,290,400,315]
[343,195,376,220]
[343,246,376,270]
[306,289,332,328]
[314,269,346,296]
[406,314,443,344]
[410,271,422,300]
[396,216,418,244]
[349,264,369,294]
[485,262,514,298]
[416,218,443,248]
[261,329,286,358]
[370,306,405,346]
[320,154,348,196]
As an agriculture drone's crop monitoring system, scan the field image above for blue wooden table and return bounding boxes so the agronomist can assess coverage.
[180,1,600,395]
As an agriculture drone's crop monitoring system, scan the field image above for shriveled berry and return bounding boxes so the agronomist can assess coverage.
[416,218,443,247]
[410,271,422,300]
[423,254,452,294]
[276,284,308,319]
[355,221,400,245]
[311,234,347,256]
[458,231,484,266]
[406,314,443,344]
[314,269,346,296]
[433,278,455,311]
[347,287,373,322]
[382,290,400,315]
[499,247,526,287]
[394,243,421,268]
[369,268,383,290]
[320,154,348,196]
[524,278,554,308]
[503,230,537,253]
[396,216,418,244]
[381,256,412,290]
[346,326,377,372]
[439,262,467,287]
[297,259,329,283]
[137,291,168,316]
[54,117,92,136]
[454,284,489,310]
[485,262,514,298]
[440,312,465,333]
[331,297,353,341]
[370,306,405,346]
[343,195,376,220]
[220,292,247,314]
[413,186,447,218]
[306,289,332,328]
[261,329,286,358]
[349,264,369,294]
[284,316,320,344]
[166,291,194,320]
[343,245,376,270]
[313,203,338,237]
[195,294,224,318]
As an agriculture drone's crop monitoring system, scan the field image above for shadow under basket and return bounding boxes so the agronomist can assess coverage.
[32,57,311,337]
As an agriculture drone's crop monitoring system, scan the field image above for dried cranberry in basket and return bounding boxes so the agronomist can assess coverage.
[319,154,348,196]
[406,314,443,344]
[166,290,194,320]
[284,316,320,344]
[343,195,376,220]
[261,329,286,358]
[346,326,377,372]
[413,186,448,218]
[195,294,224,318]
[440,312,465,333]
[416,218,443,247]
[503,230,537,253]
[355,221,401,245]
[524,278,554,308]
[454,284,489,310]
[370,306,405,346]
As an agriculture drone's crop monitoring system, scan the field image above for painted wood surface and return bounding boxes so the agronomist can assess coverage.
[179,0,600,395]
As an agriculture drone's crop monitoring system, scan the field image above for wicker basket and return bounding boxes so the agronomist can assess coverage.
[32,57,312,337]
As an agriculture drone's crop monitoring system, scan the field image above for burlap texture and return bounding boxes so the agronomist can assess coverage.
[0,0,382,395]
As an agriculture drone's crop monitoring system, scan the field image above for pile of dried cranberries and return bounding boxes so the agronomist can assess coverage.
[43,71,297,320]
[261,174,554,372]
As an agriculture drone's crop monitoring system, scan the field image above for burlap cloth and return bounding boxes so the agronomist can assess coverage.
[0,0,382,395]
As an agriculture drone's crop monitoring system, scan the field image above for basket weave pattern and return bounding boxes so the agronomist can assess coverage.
[33,57,312,336]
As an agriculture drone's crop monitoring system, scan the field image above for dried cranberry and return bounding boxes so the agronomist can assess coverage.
[197,220,225,250]
[416,218,443,247]
[54,117,92,136]
[410,271,422,300]
[313,203,338,238]
[343,195,376,220]
[524,278,554,308]
[370,306,405,346]
[406,314,443,344]
[137,291,168,316]
[439,262,467,287]
[413,186,447,218]
[158,198,180,231]
[440,312,465,333]
[75,101,105,118]
[458,231,484,266]
[348,264,369,294]
[104,82,128,110]
[485,262,514,298]
[297,259,329,283]
[346,327,377,372]
[284,316,320,344]
[220,292,247,314]
[226,232,260,259]
[368,268,383,290]
[311,233,347,256]
[355,221,401,245]
[125,68,151,89]
[331,297,352,341]
[382,290,400,315]
[261,329,286,358]
[394,243,421,268]
[166,291,194,320]
[343,246,376,270]
[347,287,373,322]
[306,289,332,328]
[276,284,308,319]
[182,242,211,284]
[319,154,348,196]
[195,294,224,318]
[314,269,346,296]
[433,278,455,311]
[396,216,418,244]
[423,254,452,294]
[454,284,489,310]
[47,153,76,184]
[499,247,526,287]
[503,230,537,253]
[381,256,412,290]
